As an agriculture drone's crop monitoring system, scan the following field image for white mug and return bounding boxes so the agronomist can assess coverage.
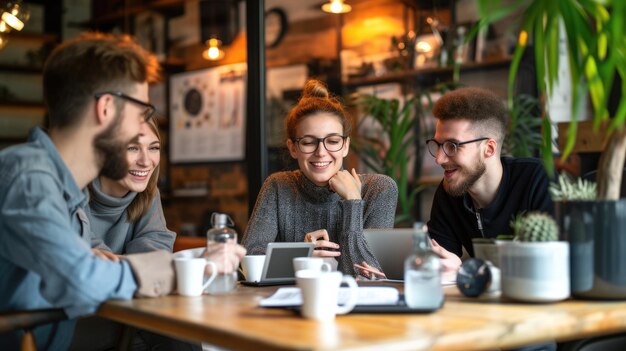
[241,255,266,282]
[296,269,358,321]
[293,257,332,273]
[174,257,217,297]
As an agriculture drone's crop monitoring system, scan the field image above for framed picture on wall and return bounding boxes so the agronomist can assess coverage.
[169,63,247,163]
[134,11,166,61]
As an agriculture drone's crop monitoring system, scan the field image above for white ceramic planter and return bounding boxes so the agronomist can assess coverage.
[499,241,570,302]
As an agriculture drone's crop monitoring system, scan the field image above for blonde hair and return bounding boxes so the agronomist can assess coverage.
[126,117,161,223]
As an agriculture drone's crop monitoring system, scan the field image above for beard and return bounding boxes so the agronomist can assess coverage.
[94,110,134,181]
[443,158,486,197]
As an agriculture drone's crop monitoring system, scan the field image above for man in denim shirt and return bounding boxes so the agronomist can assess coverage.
[0,33,245,350]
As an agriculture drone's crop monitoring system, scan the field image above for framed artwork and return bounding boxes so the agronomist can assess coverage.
[169,63,247,163]
[134,11,166,61]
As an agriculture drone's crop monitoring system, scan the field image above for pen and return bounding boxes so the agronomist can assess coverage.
[353,263,386,280]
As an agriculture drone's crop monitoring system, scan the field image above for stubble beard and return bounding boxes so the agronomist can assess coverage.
[443,158,487,197]
[94,110,134,181]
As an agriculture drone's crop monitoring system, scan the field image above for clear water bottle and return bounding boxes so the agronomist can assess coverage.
[205,213,238,294]
[404,222,444,309]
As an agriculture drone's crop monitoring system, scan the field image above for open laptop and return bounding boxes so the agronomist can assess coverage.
[363,228,415,281]
[241,242,315,287]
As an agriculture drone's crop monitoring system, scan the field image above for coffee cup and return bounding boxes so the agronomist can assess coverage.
[174,257,217,297]
[293,257,332,273]
[296,269,358,321]
[241,255,266,282]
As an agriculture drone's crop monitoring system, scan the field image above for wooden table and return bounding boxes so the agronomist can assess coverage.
[97,283,626,351]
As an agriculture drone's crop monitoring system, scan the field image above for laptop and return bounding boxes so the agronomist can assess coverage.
[363,228,415,281]
[241,242,315,287]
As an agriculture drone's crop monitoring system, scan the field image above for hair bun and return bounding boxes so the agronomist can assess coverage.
[301,79,329,99]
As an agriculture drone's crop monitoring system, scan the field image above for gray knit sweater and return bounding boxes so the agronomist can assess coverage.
[242,170,398,276]
[87,178,175,254]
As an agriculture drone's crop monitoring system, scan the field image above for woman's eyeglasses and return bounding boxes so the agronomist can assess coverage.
[293,134,347,154]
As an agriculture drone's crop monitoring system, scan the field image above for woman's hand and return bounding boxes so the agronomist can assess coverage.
[354,261,386,280]
[328,168,362,200]
[92,249,121,262]
[430,239,462,273]
[304,229,341,257]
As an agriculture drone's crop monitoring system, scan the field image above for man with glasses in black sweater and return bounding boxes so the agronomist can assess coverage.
[425,87,553,274]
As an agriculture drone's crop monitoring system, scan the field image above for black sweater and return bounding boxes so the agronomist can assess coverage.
[427,157,554,257]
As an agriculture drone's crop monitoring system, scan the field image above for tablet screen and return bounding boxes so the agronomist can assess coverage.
[264,245,313,279]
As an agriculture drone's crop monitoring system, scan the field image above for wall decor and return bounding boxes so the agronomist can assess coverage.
[170,63,247,163]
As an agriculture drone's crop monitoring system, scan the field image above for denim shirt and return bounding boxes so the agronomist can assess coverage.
[0,127,137,318]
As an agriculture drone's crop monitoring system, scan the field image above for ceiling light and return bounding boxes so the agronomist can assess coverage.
[321,0,351,14]
[202,38,225,61]
[1,1,30,32]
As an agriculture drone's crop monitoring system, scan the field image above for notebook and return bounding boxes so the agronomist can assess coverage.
[363,228,415,281]
[240,242,315,287]
[260,286,442,313]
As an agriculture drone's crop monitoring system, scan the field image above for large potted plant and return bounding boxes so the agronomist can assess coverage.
[351,83,458,225]
[476,0,626,298]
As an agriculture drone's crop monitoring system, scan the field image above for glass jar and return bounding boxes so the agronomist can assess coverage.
[404,222,443,309]
[205,213,238,294]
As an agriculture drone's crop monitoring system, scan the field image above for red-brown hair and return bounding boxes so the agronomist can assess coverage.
[285,79,351,140]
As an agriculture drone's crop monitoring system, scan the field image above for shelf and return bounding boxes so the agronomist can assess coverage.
[343,57,512,88]
[0,64,43,73]
[5,32,57,43]
[81,0,186,27]
[0,136,27,143]
[0,101,45,109]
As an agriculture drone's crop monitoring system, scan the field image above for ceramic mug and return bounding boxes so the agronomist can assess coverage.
[293,257,332,273]
[241,255,266,282]
[174,257,217,297]
[296,269,358,321]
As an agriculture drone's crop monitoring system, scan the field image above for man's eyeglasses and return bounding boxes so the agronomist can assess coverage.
[293,134,347,154]
[94,91,156,122]
[426,137,489,158]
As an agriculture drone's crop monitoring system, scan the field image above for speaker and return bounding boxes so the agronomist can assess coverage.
[200,0,239,45]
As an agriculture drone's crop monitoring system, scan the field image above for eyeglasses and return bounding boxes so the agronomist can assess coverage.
[94,91,156,122]
[293,134,347,154]
[426,137,489,158]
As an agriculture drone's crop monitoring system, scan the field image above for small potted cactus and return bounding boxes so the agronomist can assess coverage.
[499,212,570,302]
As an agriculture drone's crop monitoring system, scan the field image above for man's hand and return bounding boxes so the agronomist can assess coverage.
[205,240,246,274]
[92,248,120,262]
[304,229,341,257]
[328,168,362,200]
[430,239,462,273]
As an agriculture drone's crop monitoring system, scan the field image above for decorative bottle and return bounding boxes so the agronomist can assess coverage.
[205,213,238,294]
[403,222,444,309]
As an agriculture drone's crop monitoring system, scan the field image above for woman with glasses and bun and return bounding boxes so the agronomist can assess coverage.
[242,79,398,277]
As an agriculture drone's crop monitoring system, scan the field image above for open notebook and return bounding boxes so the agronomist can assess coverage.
[260,286,442,313]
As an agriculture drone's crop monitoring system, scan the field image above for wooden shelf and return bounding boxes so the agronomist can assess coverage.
[5,32,57,43]
[0,136,27,143]
[343,57,512,88]
[0,64,43,73]
[0,101,45,109]
[82,0,186,27]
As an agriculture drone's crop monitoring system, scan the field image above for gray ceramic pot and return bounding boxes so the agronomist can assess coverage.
[555,199,626,299]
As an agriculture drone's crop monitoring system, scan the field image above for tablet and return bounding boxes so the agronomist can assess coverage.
[241,242,315,286]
